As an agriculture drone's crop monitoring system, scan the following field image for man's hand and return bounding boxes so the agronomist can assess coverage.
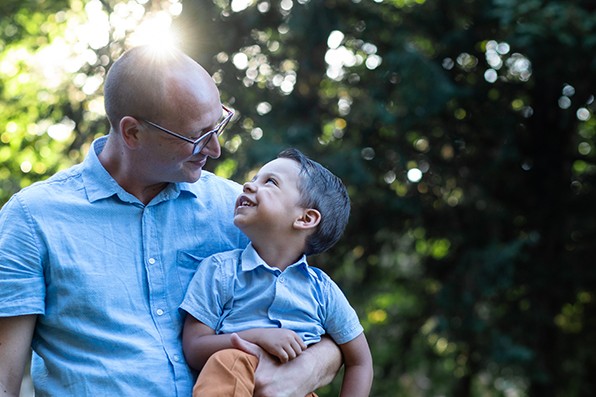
[231,334,295,397]
[231,333,342,397]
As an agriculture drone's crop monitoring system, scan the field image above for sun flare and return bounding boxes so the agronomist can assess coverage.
[128,12,180,52]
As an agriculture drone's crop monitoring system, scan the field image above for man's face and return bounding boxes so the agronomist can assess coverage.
[137,103,225,184]
[133,60,227,186]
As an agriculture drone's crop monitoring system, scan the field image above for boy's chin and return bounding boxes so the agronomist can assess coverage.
[233,216,249,231]
[233,218,256,240]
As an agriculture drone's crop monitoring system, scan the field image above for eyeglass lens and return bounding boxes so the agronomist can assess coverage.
[192,112,230,154]
[193,134,213,155]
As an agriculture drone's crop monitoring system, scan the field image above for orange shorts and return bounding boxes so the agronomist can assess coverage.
[193,348,317,397]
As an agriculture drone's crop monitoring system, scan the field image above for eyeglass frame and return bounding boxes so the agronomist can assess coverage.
[139,105,234,155]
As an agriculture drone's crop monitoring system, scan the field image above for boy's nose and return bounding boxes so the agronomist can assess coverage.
[243,181,255,192]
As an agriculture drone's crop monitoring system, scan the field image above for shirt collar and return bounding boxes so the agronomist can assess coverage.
[82,136,197,204]
[241,242,309,274]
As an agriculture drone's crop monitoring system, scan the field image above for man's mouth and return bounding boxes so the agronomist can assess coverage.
[188,157,207,167]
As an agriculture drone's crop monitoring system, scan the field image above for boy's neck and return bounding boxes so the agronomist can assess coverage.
[251,241,305,272]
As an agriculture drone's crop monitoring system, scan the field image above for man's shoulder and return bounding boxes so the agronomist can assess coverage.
[198,171,241,190]
[183,171,242,199]
[15,163,85,201]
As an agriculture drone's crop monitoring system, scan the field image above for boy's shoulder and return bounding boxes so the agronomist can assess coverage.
[195,249,244,280]
[205,248,244,263]
[302,262,334,284]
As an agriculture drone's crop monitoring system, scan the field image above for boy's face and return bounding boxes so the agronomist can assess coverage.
[234,158,305,238]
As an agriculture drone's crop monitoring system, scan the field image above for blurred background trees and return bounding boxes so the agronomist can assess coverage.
[1,0,595,395]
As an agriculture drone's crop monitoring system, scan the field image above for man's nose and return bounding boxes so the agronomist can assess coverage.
[200,134,221,159]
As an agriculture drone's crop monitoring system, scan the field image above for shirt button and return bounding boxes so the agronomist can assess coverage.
[148,258,156,265]
[156,309,164,316]
[279,276,285,283]
[173,355,181,362]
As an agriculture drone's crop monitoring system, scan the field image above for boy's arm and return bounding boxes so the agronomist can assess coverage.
[232,334,343,397]
[240,328,307,363]
[338,333,374,397]
[182,314,226,370]
[182,315,308,370]
[0,315,36,397]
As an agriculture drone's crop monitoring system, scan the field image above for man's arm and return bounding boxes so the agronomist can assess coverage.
[0,315,36,397]
[232,334,342,397]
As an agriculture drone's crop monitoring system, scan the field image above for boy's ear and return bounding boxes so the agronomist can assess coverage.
[294,209,321,230]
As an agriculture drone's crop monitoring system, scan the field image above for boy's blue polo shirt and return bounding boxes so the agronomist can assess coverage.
[180,243,363,346]
[0,136,248,396]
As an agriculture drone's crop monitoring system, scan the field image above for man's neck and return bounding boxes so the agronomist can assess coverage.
[98,135,167,205]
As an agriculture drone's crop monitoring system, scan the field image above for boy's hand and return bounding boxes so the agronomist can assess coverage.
[250,328,307,363]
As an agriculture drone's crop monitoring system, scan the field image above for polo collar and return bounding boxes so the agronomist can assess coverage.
[240,243,309,274]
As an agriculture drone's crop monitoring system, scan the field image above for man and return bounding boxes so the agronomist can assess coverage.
[0,46,341,397]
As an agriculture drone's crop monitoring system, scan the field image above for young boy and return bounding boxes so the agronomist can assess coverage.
[180,148,373,397]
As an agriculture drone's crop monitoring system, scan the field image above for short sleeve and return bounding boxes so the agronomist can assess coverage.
[179,253,234,330]
[322,278,363,345]
[0,195,46,316]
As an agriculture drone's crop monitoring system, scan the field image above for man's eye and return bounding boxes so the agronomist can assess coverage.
[190,129,211,140]
[190,131,207,140]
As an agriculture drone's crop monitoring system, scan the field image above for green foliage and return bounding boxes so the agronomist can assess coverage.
[200,0,596,395]
[2,0,596,395]
[0,0,112,203]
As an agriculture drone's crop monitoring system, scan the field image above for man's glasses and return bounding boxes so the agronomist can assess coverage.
[141,105,234,155]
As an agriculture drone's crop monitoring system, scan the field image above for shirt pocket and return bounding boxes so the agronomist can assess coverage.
[176,250,205,295]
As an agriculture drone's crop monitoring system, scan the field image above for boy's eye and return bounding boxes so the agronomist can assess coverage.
[266,178,278,185]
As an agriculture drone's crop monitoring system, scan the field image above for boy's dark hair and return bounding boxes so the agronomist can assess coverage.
[278,148,350,255]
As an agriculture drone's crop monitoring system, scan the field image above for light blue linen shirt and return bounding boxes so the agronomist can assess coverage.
[0,136,248,396]
[180,243,363,346]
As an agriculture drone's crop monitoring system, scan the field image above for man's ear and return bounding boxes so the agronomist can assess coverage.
[294,208,321,230]
[119,116,143,149]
